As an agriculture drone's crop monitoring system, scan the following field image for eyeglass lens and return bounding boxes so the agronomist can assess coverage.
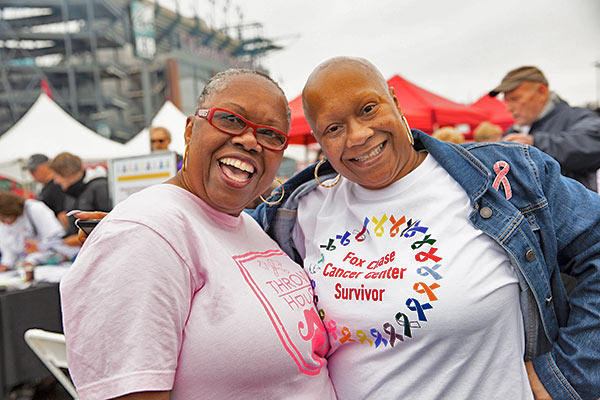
[211,110,287,149]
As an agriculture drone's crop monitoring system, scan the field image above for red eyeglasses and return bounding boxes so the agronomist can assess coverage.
[195,107,289,151]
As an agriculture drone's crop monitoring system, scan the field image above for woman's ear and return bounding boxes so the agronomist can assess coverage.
[389,86,403,113]
[184,116,194,144]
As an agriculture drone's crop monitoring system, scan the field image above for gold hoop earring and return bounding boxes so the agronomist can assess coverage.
[314,159,341,188]
[182,143,189,171]
[260,179,285,205]
[402,115,414,146]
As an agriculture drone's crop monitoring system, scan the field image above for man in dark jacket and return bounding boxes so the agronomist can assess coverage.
[26,154,68,216]
[49,152,111,239]
[490,66,600,191]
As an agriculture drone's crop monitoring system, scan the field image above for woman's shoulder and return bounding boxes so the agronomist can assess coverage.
[461,140,545,161]
[104,184,197,231]
[110,184,189,213]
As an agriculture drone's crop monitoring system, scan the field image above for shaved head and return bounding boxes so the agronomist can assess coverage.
[297,56,424,190]
[302,57,391,126]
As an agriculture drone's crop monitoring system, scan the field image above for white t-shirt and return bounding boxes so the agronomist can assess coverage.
[61,184,335,400]
[0,199,65,268]
[295,154,533,400]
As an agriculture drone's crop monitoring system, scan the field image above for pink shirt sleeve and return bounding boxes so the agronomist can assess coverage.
[61,219,195,400]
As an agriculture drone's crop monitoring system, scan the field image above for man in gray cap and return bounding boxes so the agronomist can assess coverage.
[490,66,600,191]
[27,154,68,218]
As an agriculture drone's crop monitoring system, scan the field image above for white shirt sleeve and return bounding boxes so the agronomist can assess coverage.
[0,224,16,267]
[24,200,65,241]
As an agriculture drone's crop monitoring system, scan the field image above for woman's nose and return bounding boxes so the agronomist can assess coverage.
[346,119,371,147]
[231,127,262,152]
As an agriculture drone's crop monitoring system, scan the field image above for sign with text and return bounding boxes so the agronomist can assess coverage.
[108,151,177,206]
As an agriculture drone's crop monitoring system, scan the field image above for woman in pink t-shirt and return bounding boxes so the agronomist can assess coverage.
[61,70,336,400]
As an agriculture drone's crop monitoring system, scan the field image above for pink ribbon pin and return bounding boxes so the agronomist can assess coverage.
[492,161,512,199]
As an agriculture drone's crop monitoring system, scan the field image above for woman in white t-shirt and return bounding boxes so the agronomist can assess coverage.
[290,56,535,400]
[61,70,336,400]
[256,57,600,399]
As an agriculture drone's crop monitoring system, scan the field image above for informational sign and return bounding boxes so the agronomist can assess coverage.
[130,0,156,60]
[108,151,177,206]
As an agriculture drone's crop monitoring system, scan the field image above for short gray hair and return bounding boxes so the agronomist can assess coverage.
[196,69,291,129]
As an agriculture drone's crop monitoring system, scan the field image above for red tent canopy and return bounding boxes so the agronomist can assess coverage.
[386,75,489,134]
[469,94,514,131]
[288,94,317,145]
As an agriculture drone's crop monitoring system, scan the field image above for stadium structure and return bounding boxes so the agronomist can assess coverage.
[0,0,281,141]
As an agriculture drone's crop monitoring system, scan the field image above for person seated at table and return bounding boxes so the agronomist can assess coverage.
[60,69,336,400]
[0,191,69,272]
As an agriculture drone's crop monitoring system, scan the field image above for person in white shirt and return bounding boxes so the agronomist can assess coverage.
[260,57,599,400]
[0,190,66,271]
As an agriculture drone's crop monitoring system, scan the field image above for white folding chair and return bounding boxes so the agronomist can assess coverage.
[24,328,78,399]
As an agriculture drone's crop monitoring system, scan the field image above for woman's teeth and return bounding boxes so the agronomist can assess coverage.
[354,143,384,162]
[220,157,255,173]
[219,157,255,182]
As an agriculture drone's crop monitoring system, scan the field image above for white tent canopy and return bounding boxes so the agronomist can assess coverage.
[0,93,136,162]
[123,101,188,156]
[0,159,26,182]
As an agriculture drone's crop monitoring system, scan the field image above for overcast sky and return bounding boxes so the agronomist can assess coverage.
[164,0,600,106]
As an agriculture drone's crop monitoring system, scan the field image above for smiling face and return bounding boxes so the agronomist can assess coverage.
[179,73,288,216]
[303,57,422,190]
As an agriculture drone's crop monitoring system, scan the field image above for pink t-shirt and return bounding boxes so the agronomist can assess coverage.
[61,184,335,400]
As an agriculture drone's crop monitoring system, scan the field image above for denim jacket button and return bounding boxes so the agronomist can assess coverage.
[545,296,553,305]
[479,207,492,219]
[525,249,536,261]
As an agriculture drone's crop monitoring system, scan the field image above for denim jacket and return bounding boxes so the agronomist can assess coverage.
[249,131,600,399]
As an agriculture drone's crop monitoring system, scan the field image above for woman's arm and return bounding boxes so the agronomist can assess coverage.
[61,220,193,398]
[0,225,17,268]
[26,200,65,240]
[525,361,552,400]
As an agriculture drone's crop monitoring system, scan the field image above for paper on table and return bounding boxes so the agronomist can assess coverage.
[0,270,29,289]
[34,263,72,282]
[0,262,71,289]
